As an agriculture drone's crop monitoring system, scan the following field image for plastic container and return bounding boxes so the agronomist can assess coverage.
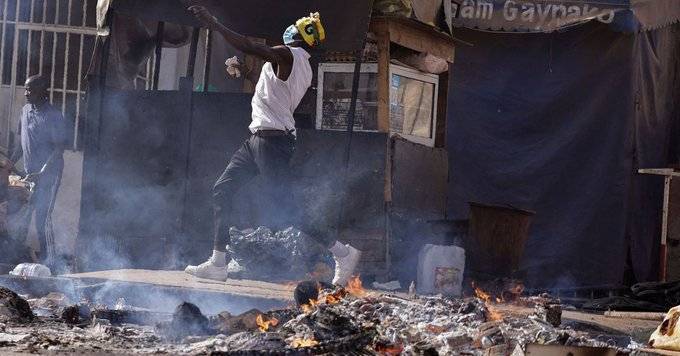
[416,244,465,296]
[9,263,52,277]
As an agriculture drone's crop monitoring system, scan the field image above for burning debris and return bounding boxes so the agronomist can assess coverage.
[0,279,648,355]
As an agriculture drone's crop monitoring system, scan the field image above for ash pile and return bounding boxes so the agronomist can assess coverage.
[0,279,645,355]
[203,279,637,355]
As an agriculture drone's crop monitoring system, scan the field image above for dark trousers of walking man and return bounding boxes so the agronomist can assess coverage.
[212,132,296,252]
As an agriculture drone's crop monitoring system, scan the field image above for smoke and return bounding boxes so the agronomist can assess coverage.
[64,91,386,314]
[80,279,286,315]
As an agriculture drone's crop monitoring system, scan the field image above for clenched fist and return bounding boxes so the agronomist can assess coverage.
[188,5,220,30]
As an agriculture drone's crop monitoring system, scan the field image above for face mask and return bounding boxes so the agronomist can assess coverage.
[282,12,326,47]
[282,24,299,45]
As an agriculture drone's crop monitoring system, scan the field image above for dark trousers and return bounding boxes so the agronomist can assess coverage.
[212,133,296,251]
[29,162,63,263]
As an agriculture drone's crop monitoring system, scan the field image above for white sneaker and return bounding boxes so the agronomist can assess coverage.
[332,245,362,286]
[184,259,228,281]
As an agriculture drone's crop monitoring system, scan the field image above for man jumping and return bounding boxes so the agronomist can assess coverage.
[184,6,361,285]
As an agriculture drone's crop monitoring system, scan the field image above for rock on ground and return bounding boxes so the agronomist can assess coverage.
[0,287,33,322]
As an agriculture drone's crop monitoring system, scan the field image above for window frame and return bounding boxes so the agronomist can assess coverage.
[389,64,439,147]
[316,62,440,148]
[316,62,379,132]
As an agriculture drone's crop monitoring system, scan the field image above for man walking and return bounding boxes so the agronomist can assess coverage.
[11,75,68,266]
[184,6,361,285]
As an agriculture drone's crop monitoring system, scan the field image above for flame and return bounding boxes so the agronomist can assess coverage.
[472,282,492,303]
[301,298,318,313]
[256,314,279,332]
[346,275,366,297]
[291,338,319,348]
[472,282,503,321]
[325,294,341,304]
[485,305,503,321]
[323,288,348,304]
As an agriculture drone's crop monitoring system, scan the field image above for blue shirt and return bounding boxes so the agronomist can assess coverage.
[19,103,68,174]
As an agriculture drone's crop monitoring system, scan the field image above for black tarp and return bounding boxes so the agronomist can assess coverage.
[446,20,680,288]
[101,0,373,52]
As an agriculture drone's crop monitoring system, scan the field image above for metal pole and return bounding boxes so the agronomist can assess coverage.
[152,22,165,90]
[342,50,364,168]
[178,28,201,245]
[202,29,212,92]
[660,176,671,281]
[186,27,200,79]
[333,46,366,243]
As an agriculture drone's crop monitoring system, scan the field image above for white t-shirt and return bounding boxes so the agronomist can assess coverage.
[249,46,312,134]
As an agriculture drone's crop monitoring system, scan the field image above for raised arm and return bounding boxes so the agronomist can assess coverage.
[188,6,292,69]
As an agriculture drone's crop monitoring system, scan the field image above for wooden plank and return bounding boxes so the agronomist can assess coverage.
[639,168,680,177]
[384,17,455,63]
[639,348,680,356]
[663,177,671,246]
[369,19,393,207]
[64,269,295,301]
[435,72,449,148]
[603,311,666,321]
[369,19,391,134]
[661,176,671,281]
[666,178,680,281]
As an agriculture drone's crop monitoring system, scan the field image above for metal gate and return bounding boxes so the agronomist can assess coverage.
[0,0,98,150]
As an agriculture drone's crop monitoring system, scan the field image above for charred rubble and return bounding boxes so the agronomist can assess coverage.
[0,287,33,323]
[0,281,647,355]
